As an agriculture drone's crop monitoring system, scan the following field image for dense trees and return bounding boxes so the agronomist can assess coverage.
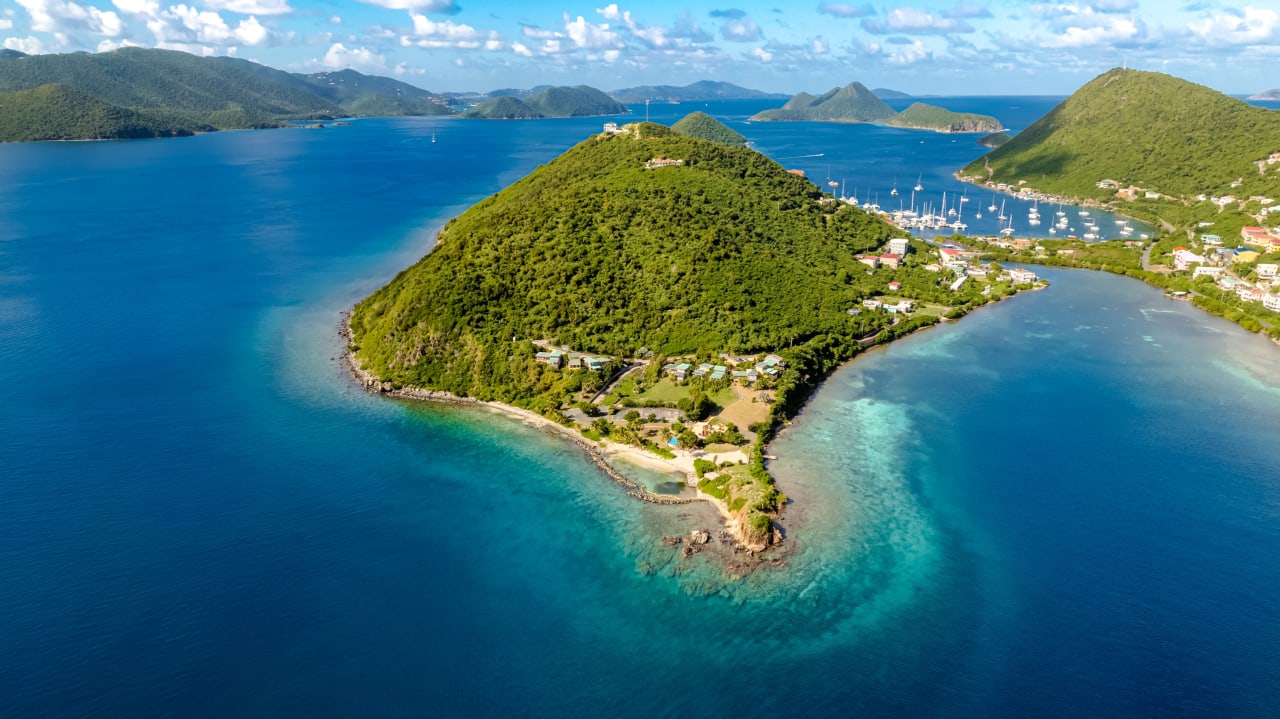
[350,124,918,405]
[671,112,746,146]
[963,68,1280,229]
[0,47,454,141]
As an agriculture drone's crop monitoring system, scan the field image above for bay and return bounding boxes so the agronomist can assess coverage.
[1,100,1278,717]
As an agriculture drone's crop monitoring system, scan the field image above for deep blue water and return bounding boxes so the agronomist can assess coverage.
[2,101,1279,717]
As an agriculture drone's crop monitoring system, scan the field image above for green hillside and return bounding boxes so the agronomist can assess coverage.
[350,123,900,393]
[883,102,1003,133]
[670,111,746,145]
[0,47,455,141]
[0,83,200,140]
[461,96,543,119]
[749,81,895,122]
[960,68,1280,209]
[611,81,786,102]
[523,85,628,117]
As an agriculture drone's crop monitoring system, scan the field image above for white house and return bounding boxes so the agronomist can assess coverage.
[1008,268,1038,285]
[1193,266,1223,279]
[888,238,910,256]
[1257,263,1278,279]
[1264,294,1280,311]
[1174,249,1206,271]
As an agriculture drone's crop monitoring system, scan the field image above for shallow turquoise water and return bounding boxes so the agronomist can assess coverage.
[1,103,1278,716]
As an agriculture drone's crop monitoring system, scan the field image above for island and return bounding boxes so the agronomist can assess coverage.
[461,85,628,119]
[347,113,1041,560]
[0,47,453,141]
[883,102,1004,134]
[977,132,1011,148]
[610,80,787,103]
[955,67,1280,342]
[750,81,1002,133]
[1248,89,1280,101]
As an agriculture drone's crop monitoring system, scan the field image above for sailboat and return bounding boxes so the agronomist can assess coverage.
[431,132,437,144]
[997,199,1007,221]
[987,195,998,213]
[890,178,899,196]
[913,175,923,192]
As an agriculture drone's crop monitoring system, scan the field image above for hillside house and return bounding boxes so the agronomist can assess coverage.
[858,255,880,268]
[1241,226,1270,246]
[888,281,901,291]
[879,253,902,269]
[888,238,910,256]
[1193,266,1223,279]
[1257,264,1278,279]
[1264,294,1280,311]
[1238,286,1264,303]
[645,157,684,169]
[1201,234,1223,246]
[535,350,565,368]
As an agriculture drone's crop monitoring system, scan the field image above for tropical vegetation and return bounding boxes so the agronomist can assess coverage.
[462,85,628,119]
[0,47,453,141]
[670,111,746,145]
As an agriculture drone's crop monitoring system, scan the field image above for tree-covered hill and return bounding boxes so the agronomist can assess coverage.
[0,47,455,141]
[0,83,200,140]
[961,68,1280,202]
[749,81,895,122]
[462,85,629,120]
[883,102,1003,133]
[610,80,787,102]
[523,85,628,117]
[349,122,910,404]
[461,96,544,119]
[670,111,746,145]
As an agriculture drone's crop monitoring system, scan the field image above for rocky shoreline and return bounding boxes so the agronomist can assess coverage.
[337,313,782,570]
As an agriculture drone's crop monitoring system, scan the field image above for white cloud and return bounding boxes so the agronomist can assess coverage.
[862,7,974,35]
[201,0,289,15]
[564,13,620,49]
[750,45,772,61]
[511,41,532,56]
[596,3,621,21]
[158,5,270,46]
[1187,6,1279,45]
[329,15,340,24]
[322,41,385,71]
[0,19,12,29]
[403,12,502,49]
[817,2,874,18]
[4,34,59,52]
[356,0,457,12]
[17,0,123,36]
[96,36,141,50]
[887,38,932,63]
[720,16,760,41]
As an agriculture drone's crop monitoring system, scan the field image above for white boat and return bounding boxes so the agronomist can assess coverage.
[431,133,437,143]
[1084,232,1099,240]
[976,212,983,219]
[1000,226,1015,237]
[988,195,998,212]
[950,221,967,231]
[997,199,1007,221]
[914,175,923,192]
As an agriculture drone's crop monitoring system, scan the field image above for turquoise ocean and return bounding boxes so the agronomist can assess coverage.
[1,99,1278,716]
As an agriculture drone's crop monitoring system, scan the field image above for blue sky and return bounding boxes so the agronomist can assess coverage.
[2,0,1277,94]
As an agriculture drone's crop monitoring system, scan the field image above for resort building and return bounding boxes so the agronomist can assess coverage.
[1257,264,1278,279]
[1193,266,1223,279]
[879,253,902,269]
[1264,294,1280,312]
[888,238,910,256]
[1008,268,1038,285]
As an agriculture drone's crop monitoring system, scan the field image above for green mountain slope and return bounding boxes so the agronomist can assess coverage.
[961,68,1280,201]
[883,102,1003,133]
[611,81,787,102]
[350,122,909,401]
[0,83,199,140]
[461,96,543,119]
[0,47,455,141]
[749,81,895,122]
[523,85,628,117]
[670,111,746,145]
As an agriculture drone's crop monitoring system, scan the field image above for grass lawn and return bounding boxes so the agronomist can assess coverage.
[631,377,693,404]
[914,303,951,317]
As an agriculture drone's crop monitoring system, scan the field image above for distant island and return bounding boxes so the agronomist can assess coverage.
[750,81,1002,133]
[872,88,912,99]
[1249,89,1280,101]
[0,47,454,141]
[670,111,746,145]
[955,67,1280,342]
[611,81,787,103]
[883,102,1005,133]
[348,112,1038,558]
[461,85,628,119]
